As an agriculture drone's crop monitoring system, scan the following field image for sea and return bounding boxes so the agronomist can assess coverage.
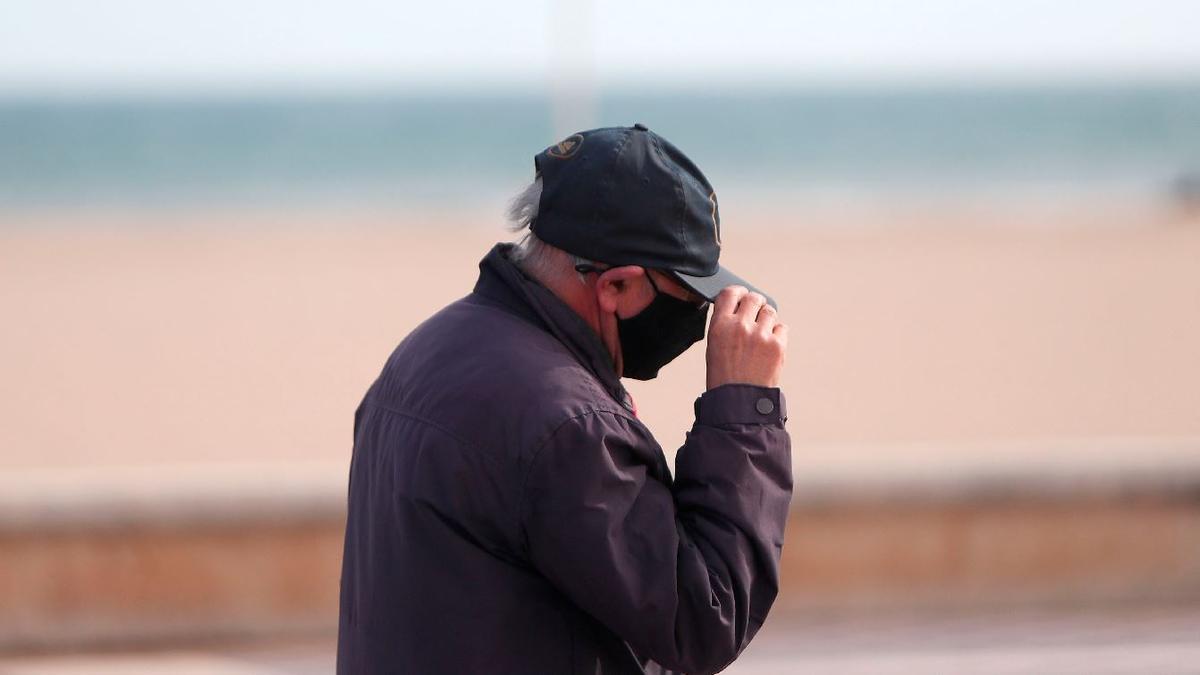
[1,84,1198,210]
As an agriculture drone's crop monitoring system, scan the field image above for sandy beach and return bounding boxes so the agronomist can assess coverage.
[2,202,1198,471]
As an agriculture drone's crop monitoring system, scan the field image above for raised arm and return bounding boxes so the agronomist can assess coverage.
[519,383,791,674]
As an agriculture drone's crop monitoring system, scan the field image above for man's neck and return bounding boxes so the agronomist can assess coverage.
[520,264,623,377]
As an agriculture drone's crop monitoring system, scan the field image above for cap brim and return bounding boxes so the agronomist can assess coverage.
[671,265,778,310]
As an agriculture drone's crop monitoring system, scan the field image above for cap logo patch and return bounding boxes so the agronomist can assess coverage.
[709,191,721,247]
[547,134,584,159]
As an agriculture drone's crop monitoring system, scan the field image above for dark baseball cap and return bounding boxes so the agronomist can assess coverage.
[530,123,777,309]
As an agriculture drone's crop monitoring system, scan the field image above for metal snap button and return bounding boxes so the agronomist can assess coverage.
[755,397,775,415]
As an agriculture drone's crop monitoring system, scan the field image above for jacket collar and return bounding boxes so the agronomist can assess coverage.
[471,242,634,412]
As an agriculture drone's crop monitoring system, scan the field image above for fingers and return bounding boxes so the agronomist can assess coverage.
[706,288,788,390]
[713,286,748,316]
[756,303,778,336]
[734,291,766,325]
[772,322,788,348]
[715,286,782,335]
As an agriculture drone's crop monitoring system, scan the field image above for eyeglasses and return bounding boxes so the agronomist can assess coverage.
[575,263,710,310]
[573,262,608,276]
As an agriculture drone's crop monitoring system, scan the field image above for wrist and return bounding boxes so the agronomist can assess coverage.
[694,384,787,426]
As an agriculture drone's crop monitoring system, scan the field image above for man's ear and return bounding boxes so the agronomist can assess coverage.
[594,266,647,315]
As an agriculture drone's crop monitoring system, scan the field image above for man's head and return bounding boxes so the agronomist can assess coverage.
[529,124,776,310]
[508,180,709,379]
[507,124,776,380]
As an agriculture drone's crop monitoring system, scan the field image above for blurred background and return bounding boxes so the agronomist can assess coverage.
[2,1,1199,673]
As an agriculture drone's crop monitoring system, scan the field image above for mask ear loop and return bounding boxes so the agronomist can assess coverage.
[643,270,663,297]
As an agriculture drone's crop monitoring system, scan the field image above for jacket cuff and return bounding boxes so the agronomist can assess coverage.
[693,384,787,426]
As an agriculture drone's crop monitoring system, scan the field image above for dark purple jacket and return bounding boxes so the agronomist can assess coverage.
[337,243,792,674]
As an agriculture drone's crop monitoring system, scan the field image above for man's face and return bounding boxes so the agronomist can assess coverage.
[583,265,710,379]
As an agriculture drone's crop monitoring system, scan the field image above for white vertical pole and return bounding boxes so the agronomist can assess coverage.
[548,0,596,139]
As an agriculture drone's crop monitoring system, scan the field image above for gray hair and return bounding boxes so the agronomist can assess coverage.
[506,176,594,284]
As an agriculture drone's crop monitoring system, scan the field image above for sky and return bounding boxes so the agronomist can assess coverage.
[2,0,1200,93]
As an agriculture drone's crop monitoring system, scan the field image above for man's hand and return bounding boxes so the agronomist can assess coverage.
[706,286,787,390]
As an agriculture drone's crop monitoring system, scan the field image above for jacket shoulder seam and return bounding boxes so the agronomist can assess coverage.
[361,397,490,457]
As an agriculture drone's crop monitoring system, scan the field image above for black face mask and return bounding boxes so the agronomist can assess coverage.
[615,273,709,380]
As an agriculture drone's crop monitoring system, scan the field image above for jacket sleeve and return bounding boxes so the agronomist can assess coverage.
[519,384,793,674]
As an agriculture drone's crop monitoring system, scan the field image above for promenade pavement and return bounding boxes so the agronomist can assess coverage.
[3,605,1198,674]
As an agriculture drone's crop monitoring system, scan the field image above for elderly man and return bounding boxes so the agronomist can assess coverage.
[337,124,792,674]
